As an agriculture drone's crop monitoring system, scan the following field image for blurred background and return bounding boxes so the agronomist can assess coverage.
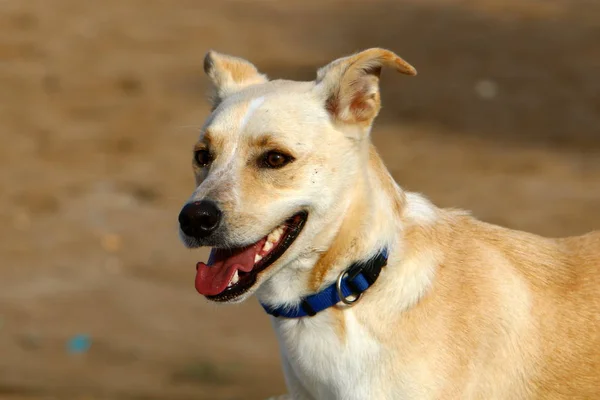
[0,0,599,399]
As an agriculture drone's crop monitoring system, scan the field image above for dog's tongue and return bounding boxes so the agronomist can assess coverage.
[195,239,266,296]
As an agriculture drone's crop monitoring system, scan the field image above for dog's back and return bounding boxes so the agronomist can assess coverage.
[404,214,600,398]
[532,230,600,398]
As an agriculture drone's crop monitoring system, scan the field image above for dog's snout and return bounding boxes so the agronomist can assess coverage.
[179,200,222,238]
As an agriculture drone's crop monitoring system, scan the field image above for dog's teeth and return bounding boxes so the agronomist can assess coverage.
[263,241,274,253]
[231,271,239,284]
[261,224,286,258]
[267,226,285,244]
[228,270,239,287]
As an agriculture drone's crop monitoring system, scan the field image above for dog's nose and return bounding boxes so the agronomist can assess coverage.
[178,200,222,238]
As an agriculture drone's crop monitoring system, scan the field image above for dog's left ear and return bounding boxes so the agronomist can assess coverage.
[203,50,269,108]
[315,48,416,128]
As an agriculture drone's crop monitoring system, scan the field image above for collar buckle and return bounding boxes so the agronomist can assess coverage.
[336,269,362,305]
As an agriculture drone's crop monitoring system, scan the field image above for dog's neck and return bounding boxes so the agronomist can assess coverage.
[306,144,404,291]
[256,142,407,309]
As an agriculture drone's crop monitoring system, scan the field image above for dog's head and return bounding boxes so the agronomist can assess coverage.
[178,48,416,303]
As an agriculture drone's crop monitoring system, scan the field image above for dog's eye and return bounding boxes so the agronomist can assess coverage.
[261,151,294,169]
[194,149,212,167]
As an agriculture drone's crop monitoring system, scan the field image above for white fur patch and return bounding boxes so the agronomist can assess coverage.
[380,249,437,313]
[404,192,438,224]
[273,309,381,400]
[240,96,265,130]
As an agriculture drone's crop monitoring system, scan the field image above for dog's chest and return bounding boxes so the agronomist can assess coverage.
[273,310,385,400]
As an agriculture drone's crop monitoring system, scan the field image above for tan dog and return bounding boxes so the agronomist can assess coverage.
[177,48,600,399]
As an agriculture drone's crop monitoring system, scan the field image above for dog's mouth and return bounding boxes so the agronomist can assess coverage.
[195,211,308,302]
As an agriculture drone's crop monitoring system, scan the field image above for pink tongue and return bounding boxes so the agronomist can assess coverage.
[195,239,266,296]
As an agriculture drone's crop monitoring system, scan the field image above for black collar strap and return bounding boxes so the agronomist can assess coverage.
[260,249,388,318]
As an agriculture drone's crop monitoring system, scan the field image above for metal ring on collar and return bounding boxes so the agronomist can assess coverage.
[336,269,362,305]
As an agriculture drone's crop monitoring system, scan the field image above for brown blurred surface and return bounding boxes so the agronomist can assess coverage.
[0,1,599,399]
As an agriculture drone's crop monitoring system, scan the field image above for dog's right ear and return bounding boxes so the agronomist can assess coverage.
[203,51,268,109]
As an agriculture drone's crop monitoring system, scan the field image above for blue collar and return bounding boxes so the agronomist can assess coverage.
[260,248,388,318]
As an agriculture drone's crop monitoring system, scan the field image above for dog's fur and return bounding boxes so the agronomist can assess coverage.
[180,48,600,399]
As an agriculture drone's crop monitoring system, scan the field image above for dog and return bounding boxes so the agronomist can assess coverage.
[178,48,600,399]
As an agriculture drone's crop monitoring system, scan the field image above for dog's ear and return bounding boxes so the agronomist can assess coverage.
[203,50,268,109]
[315,48,416,128]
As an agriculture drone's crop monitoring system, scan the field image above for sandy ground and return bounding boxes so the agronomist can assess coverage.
[0,1,599,399]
